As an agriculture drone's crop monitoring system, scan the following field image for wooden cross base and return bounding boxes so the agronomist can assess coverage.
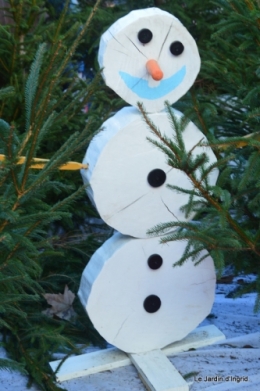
[49,325,225,391]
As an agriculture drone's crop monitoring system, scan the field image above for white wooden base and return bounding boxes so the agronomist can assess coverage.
[130,349,188,391]
[49,325,225,390]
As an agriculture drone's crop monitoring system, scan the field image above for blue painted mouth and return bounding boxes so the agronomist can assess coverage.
[119,66,186,100]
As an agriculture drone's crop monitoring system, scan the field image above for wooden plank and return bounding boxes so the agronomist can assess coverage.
[129,349,188,391]
[163,325,225,356]
[216,331,260,348]
[49,325,225,382]
[49,348,130,382]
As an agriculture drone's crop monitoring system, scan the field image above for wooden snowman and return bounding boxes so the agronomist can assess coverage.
[78,8,219,355]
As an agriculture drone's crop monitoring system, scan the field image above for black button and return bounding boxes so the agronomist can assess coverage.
[148,254,163,270]
[138,29,153,44]
[143,295,161,313]
[147,169,166,187]
[170,41,184,56]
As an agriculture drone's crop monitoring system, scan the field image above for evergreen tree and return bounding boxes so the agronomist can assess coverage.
[140,0,260,311]
[0,1,111,390]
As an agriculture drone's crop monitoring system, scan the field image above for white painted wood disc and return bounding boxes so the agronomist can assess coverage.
[98,8,200,113]
[78,233,216,353]
[81,107,218,238]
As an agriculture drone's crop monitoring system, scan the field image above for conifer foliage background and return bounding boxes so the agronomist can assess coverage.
[140,0,260,309]
[0,1,112,390]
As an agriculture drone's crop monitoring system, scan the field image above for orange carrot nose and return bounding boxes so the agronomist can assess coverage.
[146,59,163,81]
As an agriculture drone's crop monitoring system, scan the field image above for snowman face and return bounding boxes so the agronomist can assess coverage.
[98,8,201,112]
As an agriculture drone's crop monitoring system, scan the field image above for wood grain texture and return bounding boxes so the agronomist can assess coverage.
[129,350,188,391]
[49,325,225,382]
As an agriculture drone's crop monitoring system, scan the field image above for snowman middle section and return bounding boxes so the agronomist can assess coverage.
[79,106,218,353]
[81,106,218,238]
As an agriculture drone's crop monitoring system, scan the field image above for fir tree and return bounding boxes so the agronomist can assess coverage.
[139,0,260,311]
[0,1,111,390]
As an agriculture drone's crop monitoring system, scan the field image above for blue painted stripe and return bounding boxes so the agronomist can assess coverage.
[119,66,186,100]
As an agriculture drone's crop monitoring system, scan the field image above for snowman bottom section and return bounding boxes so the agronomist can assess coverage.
[78,233,216,354]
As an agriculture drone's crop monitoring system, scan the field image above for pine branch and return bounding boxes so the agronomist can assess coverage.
[21,44,47,191]
[140,102,260,256]
[24,43,47,133]
[0,358,27,374]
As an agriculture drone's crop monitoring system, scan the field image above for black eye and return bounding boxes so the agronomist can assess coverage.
[147,169,166,188]
[170,41,184,56]
[138,29,153,44]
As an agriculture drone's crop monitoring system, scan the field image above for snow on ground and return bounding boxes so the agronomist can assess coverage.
[1,273,260,391]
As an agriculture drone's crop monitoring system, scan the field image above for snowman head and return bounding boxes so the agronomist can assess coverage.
[98,8,201,113]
